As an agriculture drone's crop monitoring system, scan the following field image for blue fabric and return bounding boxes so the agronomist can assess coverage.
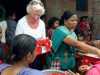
[18,68,43,75]
[0,64,43,75]
[0,64,11,72]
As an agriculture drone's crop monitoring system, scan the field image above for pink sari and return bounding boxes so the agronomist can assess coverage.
[86,63,100,75]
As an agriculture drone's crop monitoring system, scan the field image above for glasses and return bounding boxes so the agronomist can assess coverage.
[30,0,44,7]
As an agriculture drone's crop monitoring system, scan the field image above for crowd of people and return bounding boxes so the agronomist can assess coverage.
[0,0,100,75]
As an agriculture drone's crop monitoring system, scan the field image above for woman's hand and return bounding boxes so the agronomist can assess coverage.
[79,65,91,72]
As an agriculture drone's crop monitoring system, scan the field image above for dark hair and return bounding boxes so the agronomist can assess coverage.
[60,11,75,25]
[80,16,88,21]
[12,34,36,62]
[47,17,59,28]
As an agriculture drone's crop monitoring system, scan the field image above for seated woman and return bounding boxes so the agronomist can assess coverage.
[1,34,43,75]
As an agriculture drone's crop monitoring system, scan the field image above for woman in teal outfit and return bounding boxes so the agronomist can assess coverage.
[47,11,100,71]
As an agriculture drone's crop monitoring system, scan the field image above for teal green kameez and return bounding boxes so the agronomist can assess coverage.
[47,26,77,70]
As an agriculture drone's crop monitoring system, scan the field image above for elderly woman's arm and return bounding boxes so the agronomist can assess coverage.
[64,37,100,56]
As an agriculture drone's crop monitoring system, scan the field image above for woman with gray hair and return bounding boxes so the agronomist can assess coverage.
[15,0,45,39]
[15,0,46,70]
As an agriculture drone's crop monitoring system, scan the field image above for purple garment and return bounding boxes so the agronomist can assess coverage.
[0,64,43,75]
[18,68,43,75]
[0,64,11,72]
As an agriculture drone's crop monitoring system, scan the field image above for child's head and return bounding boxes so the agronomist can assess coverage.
[48,17,60,29]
